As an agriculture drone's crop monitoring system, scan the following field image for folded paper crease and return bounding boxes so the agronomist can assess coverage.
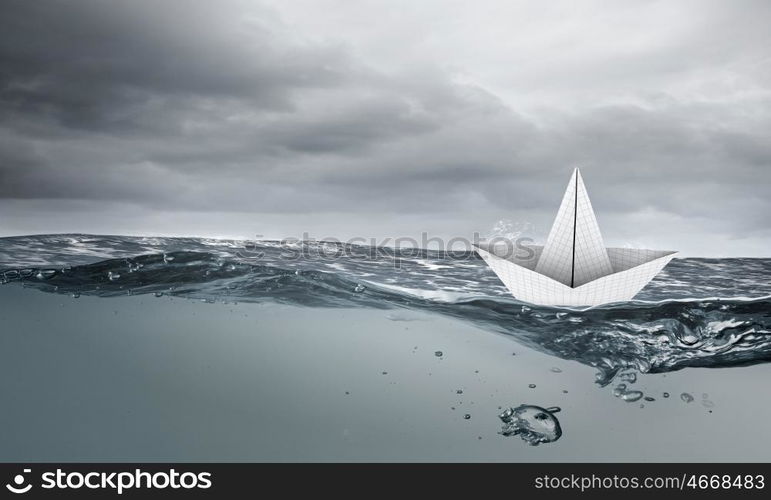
[474,168,676,307]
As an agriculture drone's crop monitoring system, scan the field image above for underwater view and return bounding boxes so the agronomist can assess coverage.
[1,234,770,462]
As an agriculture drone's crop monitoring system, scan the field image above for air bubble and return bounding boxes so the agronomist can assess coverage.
[613,383,644,402]
[499,405,562,446]
[621,391,643,402]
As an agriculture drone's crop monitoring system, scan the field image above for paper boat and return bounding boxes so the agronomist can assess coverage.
[474,168,676,307]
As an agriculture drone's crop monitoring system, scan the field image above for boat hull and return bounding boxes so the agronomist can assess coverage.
[474,246,676,307]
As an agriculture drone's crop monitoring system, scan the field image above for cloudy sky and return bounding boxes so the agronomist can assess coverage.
[1,0,769,256]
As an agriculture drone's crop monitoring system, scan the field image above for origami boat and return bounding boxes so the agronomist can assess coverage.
[474,168,676,307]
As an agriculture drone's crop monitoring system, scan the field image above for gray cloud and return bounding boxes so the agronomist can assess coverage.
[0,0,770,255]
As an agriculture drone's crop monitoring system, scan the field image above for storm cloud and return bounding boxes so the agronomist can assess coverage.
[1,0,770,255]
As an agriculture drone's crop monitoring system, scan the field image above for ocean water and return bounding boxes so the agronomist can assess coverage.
[1,234,770,461]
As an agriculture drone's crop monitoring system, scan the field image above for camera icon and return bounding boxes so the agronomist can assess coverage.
[5,469,32,494]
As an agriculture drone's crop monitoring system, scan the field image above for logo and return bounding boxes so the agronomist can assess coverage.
[6,469,32,494]
[4,467,212,495]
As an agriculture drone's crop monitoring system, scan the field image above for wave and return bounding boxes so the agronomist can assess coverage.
[3,246,771,384]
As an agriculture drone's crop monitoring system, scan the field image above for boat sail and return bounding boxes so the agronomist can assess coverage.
[474,168,676,307]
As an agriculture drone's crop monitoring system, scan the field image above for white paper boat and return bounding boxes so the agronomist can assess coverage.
[474,168,677,307]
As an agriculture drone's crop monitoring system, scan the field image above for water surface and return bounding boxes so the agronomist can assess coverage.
[1,234,769,461]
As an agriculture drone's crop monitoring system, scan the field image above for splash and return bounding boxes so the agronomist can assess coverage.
[483,220,540,242]
[499,405,562,446]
